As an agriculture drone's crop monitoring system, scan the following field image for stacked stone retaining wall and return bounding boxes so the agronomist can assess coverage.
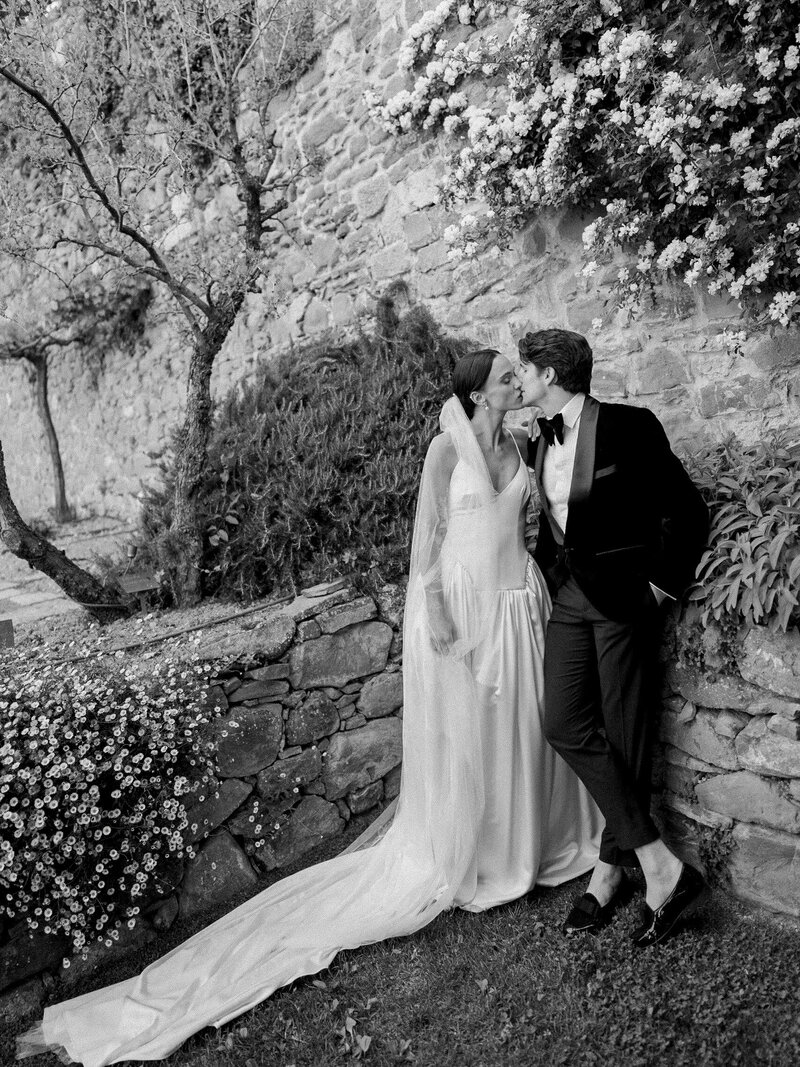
[655,616,800,916]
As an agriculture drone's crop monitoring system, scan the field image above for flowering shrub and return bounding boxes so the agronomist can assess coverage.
[685,434,800,631]
[373,0,800,325]
[0,646,216,959]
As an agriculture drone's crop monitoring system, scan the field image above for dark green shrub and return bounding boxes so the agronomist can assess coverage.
[134,306,472,603]
[684,433,800,632]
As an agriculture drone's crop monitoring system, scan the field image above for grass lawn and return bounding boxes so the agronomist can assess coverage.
[3,821,799,1067]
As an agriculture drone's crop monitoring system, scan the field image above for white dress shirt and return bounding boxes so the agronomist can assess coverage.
[541,393,585,537]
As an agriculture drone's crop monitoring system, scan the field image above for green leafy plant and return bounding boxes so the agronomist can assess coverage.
[0,643,216,957]
[132,305,471,604]
[685,434,800,631]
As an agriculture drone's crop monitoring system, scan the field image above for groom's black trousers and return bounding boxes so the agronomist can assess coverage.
[543,576,660,867]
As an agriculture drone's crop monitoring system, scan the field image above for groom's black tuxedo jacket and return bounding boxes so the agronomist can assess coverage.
[527,395,709,622]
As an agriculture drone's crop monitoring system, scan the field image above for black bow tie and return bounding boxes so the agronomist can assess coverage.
[537,413,565,446]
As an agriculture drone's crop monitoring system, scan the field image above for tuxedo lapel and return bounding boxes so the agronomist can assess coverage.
[565,395,600,537]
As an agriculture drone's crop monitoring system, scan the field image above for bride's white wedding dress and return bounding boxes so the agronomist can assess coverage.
[18,398,601,1066]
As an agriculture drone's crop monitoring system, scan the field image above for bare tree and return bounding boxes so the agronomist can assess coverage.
[0,0,316,604]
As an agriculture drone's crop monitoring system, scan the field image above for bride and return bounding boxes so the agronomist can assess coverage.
[19,349,602,1066]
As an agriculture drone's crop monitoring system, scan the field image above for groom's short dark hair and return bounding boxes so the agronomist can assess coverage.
[518,329,593,394]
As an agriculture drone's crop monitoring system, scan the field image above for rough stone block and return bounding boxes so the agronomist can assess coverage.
[416,270,454,299]
[769,715,800,741]
[354,174,389,218]
[696,770,800,834]
[297,620,322,641]
[317,595,377,634]
[403,210,434,250]
[323,717,403,800]
[309,234,341,269]
[739,628,800,699]
[227,794,294,839]
[185,777,253,844]
[698,375,770,418]
[229,678,290,703]
[735,716,800,778]
[285,587,352,623]
[662,743,719,773]
[290,621,393,688]
[748,696,800,721]
[286,691,339,745]
[257,747,323,800]
[179,831,257,918]
[659,706,748,769]
[214,705,283,777]
[415,240,450,273]
[358,672,403,719]
[748,333,800,372]
[667,664,760,711]
[331,292,355,325]
[245,662,291,682]
[302,113,348,151]
[347,780,384,814]
[254,796,344,870]
[631,347,691,394]
[727,822,800,917]
[372,242,412,279]
[196,612,295,665]
[591,368,627,398]
[384,764,402,801]
[303,297,330,334]
[661,793,734,829]
[400,165,440,209]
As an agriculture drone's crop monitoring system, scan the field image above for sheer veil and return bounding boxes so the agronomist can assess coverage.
[16,397,509,1067]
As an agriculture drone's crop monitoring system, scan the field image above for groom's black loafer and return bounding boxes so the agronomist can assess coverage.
[631,863,709,948]
[562,876,633,935]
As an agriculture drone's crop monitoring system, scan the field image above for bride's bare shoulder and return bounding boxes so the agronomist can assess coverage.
[424,431,458,471]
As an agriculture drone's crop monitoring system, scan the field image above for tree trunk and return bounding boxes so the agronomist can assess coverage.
[0,441,130,622]
[29,352,73,523]
[170,296,243,605]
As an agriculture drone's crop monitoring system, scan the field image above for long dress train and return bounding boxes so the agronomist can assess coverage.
[18,398,602,1066]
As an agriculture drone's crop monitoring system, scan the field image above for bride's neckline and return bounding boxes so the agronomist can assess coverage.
[472,430,524,495]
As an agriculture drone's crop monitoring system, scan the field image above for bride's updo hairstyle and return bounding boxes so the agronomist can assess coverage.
[453,349,501,418]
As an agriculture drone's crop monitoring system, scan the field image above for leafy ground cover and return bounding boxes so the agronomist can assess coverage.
[3,815,798,1067]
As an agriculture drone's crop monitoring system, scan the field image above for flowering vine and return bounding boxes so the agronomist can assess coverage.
[372,0,800,326]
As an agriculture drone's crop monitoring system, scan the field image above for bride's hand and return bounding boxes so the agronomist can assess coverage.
[427,611,456,652]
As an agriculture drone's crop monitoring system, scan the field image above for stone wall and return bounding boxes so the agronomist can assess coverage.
[0,580,404,1007]
[655,617,800,917]
[2,0,799,519]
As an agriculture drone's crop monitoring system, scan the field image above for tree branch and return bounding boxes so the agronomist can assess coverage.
[0,64,208,329]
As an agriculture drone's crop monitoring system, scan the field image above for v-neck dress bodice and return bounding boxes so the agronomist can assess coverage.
[444,452,530,592]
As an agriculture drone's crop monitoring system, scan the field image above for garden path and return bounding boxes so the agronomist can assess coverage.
[0,517,135,631]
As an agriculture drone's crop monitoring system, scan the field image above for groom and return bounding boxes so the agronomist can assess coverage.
[517,328,710,947]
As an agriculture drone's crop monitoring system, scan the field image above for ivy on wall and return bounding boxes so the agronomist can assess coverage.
[371,0,800,326]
